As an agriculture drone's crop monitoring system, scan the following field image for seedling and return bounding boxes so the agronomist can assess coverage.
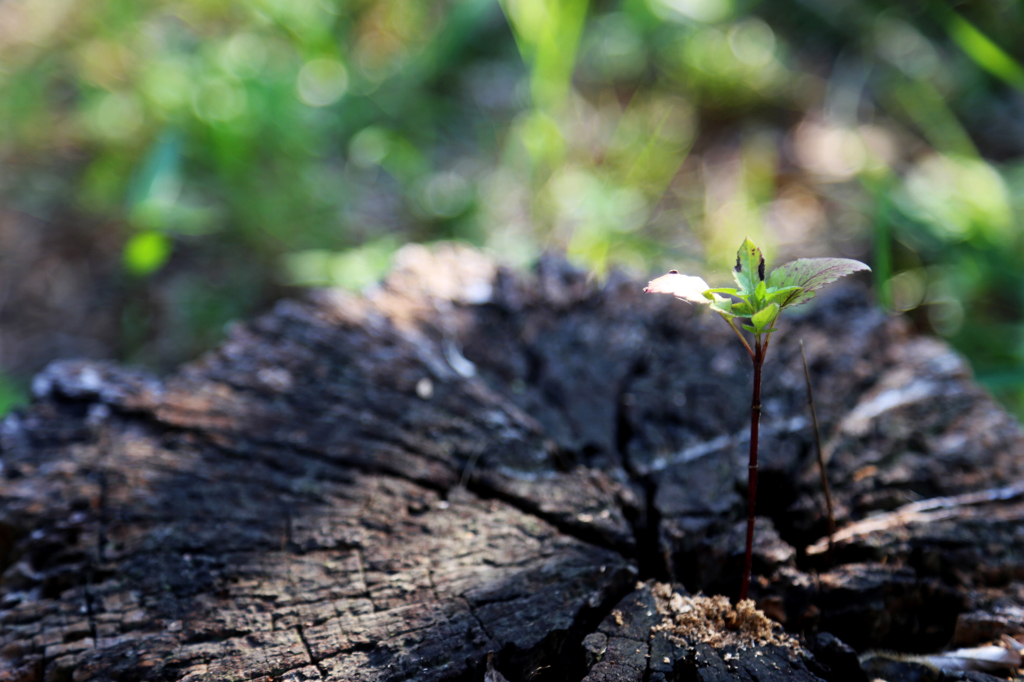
[645,238,869,601]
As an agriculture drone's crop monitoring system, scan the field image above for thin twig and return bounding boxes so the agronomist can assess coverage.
[800,339,834,565]
[460,441,485,488]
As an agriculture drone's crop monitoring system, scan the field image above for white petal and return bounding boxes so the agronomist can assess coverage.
[643,272,711,305]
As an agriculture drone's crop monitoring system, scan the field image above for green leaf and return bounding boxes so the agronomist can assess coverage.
[705,287,739,296]
[731,238,766,294]
[731,300,754,317]
[742,323,757,333]
[754,280,767,302]
[750,302,779,332]
[767,258,871,308]
[765,285,802,305]
[709,297,735,318]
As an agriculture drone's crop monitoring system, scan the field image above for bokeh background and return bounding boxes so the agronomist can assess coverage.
[1,0,1023,417]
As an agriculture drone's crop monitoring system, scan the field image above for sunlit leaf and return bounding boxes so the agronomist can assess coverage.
[709,297,735,318]
[750,302,779,331]
[732,238,765,294]
[765,285,802,307]
[767,258,871,308]
[643,270,712,305]
[731,300,754,317]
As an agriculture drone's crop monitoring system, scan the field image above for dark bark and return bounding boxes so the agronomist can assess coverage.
[3,244,1024,681]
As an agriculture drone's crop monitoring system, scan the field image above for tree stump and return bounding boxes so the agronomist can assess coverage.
[2,244,1023,681]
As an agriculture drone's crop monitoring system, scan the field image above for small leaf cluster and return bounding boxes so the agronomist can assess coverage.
[705,239,792,336]
[645,238,871,342]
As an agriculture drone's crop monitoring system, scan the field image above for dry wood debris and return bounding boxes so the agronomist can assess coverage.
[650,583,802,652]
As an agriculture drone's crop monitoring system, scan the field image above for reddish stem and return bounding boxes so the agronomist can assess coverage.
[740,339,763,602]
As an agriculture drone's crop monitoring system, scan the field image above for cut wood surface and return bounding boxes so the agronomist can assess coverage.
[2,244,1024,681]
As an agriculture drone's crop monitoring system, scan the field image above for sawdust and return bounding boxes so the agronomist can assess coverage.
[650,583,802,651]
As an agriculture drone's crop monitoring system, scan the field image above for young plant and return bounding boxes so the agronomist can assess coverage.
[644,238,869,601]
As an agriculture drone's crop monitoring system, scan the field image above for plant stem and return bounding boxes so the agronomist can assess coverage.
[740,336,764,602]
[720,312,755,359]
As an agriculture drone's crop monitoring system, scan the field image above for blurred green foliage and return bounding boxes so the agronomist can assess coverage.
[2,0,1024,416]
[0,373,26,415]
